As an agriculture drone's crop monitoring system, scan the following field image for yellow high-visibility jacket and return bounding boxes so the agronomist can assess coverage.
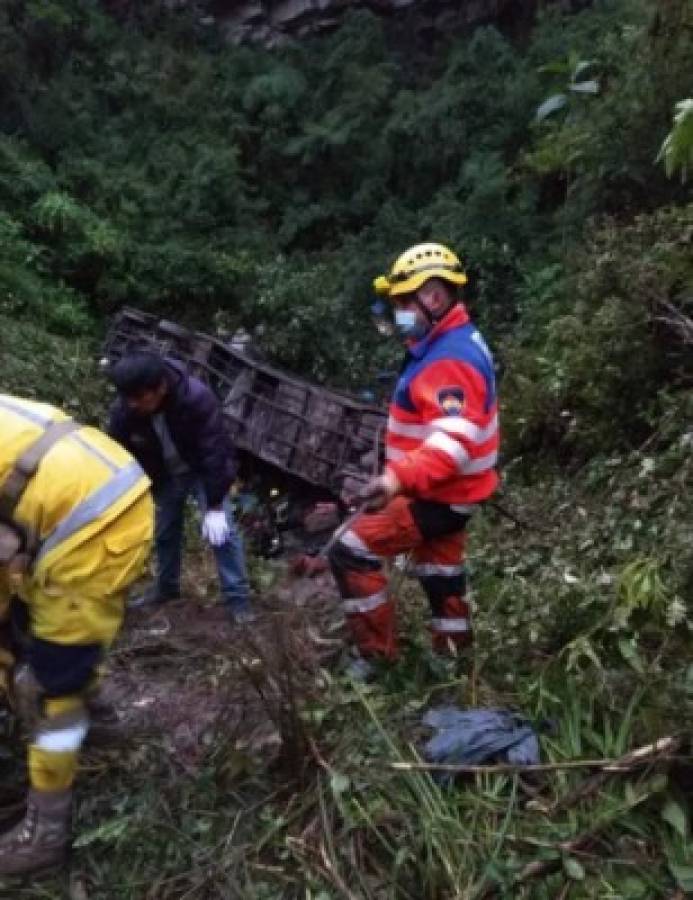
[0,394,153,645]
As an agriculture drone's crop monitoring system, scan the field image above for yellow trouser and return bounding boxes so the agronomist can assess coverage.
[29,696,89,792]
[12,494,153,792]
[26,494,153,646]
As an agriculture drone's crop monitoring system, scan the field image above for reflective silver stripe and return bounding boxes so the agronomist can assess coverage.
[431,617,469,633]
[471,329,494,368]
[388,417,427,439]
[424,431,470,469]
[70,433,119,473]
[430,413,498,444]
[343,590,389,614]
[464,450,498,474]
[389,413,498,445]
[0,395,52,426]
[340,529,379,561]
[450,504,477,515]
[36,461,145,563]
[34,720,89,752]
[414,563,466,577]
[388,438,496,473]
[0,396,119,472]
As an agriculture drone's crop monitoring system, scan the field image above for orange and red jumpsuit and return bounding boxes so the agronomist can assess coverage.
[329,304,499,658]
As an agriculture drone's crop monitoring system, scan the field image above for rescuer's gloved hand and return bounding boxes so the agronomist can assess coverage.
[201,509,230,547]
[358,470,401,512]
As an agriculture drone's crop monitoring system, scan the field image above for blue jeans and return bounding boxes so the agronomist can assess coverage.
[153,474,250,612]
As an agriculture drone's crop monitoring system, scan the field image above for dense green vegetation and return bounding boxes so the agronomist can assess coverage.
[1,1,690,402]
[0,0,692,897]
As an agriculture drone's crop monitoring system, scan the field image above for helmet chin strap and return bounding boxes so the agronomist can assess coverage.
[411,295,434,327]
[413,294,452,327]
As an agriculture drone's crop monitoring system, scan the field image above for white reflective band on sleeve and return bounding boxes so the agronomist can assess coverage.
[431,617,469,633]
[0,395,52,425]
[0,396,120,471]
[471,329,495,368]
[414,563,466,577]
[70,433,119,473]
[387,417,427,439]
[450,504,477,515]
[389,437,495,474]
[389,414,498,446]
[339,529,379,561]
[343,590,389,614]
[424,431,470,469]
[463,450,498,474]
[34,721,89,752]
[36,460,146,562]
[430,413,498,444]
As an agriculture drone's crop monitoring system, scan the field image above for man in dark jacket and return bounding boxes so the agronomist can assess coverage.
[107,352,252,622]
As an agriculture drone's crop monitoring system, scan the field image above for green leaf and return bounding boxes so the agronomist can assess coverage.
[668,862,693,892]
[625,781,639,806]
[569,79,599,95]
[73,815,132,848]
[330,772,350,796]
[536,93,568,122]
[537,61,572,77]
[617,876,649,898]
[572,59,596,80]
[618,637,645,674]
[684,665,693,695]
[563,855,586,880]
[647,774,669,795]
[657,98,693,182]
[661,799,688,839]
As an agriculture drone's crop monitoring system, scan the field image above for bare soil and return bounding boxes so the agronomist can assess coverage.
[95,566,343,770]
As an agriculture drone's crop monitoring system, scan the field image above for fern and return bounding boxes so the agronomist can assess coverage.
[657,98,693,182]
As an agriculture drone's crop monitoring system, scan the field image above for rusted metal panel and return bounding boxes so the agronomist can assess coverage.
[103,307,386,494]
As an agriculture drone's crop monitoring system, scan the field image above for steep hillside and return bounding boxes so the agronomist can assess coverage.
[105,0,584,45]
[1,0,690,401]
[2,352,690,897]
[0,0,692,895]
[209,0,553,45]
[0,313,104,421]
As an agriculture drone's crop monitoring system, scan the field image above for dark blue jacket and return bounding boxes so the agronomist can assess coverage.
[108,360,237,507]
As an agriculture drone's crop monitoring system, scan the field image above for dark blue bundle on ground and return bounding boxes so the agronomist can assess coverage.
[422,707,541,780]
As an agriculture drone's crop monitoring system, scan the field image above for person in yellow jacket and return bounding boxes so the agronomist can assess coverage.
[0,394,153,876]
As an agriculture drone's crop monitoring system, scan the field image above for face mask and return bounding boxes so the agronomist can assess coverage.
[394,309,427,340]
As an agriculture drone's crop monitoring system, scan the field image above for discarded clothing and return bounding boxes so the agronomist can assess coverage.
[422,707,540,776]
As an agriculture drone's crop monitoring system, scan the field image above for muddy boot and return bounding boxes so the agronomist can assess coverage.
[0,788,71,876]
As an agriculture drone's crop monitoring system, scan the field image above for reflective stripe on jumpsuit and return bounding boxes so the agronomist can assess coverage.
[328,497,472,659]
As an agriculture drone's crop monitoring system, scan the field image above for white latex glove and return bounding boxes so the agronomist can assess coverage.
[202,509,231,547]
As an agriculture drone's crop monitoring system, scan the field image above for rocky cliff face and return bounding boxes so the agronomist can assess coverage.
[201,0,576,46]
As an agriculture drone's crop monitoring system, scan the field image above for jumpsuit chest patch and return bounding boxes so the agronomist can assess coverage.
[437,387,465,416]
